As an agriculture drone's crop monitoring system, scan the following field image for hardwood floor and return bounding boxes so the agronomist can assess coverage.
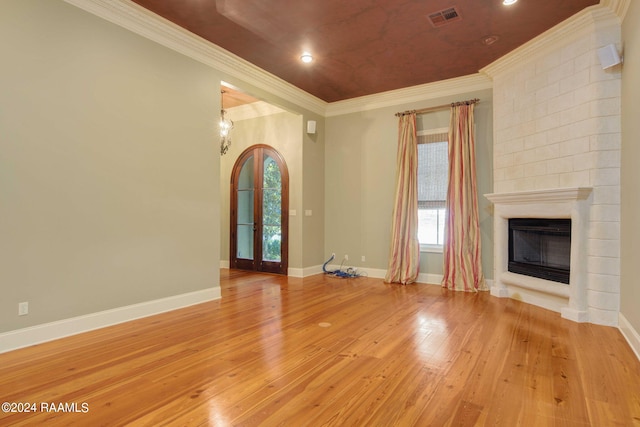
[1,269,639,426]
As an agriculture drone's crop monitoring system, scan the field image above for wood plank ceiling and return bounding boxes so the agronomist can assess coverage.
[131,0,599,103]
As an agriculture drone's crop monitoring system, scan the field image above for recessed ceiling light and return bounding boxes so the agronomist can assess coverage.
[503,0,518,5]
[300,52,313,63]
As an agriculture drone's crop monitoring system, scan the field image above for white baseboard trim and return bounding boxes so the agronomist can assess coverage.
[417,273,443,285]
[355,267,387,279]
[220,261,321,278]
[319,268,492,288]
[0,287,221,354]
[221,261,494,290]
[288,267,304,277]
[619,312,640,362]
[288,265,324,277]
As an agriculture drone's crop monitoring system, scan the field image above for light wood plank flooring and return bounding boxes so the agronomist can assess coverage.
[1,269,639,426]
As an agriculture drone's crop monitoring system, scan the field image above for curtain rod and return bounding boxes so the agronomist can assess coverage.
[395,98,480,117]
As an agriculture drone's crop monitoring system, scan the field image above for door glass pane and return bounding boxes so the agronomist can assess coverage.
[238,155,254,189]
[237,190,253,224]
[237,156,254,260]
[262,225,281,262]
[237,224,254,260]
[262,155,281,262]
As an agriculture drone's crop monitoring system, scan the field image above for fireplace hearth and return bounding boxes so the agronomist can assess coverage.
[508,218,571,284]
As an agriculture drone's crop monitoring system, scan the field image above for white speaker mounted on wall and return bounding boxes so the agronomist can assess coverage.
[307,120,317,134]
[597,44,623,69]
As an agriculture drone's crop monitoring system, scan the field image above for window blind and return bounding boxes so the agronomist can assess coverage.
[417,132,448,209]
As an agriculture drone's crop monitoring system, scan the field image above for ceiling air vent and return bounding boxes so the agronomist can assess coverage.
[428,6,461,28]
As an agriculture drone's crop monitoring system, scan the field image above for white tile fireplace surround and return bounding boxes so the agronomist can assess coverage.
[485,187,592,323]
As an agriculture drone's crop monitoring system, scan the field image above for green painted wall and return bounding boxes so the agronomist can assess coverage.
[621,1,640,335]
[325,89,494,281]
[0,0,221,332]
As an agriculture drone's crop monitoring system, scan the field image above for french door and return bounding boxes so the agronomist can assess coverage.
[230,145,289,275]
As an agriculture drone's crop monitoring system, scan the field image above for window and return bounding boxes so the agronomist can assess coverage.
[417,130,448,251]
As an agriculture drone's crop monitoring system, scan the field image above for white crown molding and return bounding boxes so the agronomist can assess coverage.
[601,0,631,21]
[64,0,621,118]
[481,4,621,79]
[63,0,327,116]
[63,0,491,118]
[325,74,493,117]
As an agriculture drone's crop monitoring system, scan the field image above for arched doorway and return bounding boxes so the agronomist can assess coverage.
[230,145,289,275]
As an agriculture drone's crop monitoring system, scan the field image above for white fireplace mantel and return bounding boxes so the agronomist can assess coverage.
[485,187,593,322]
[485,187,593,206]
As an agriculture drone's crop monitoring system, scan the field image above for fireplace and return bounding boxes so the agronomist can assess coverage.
[485,187,592,323]
[508,218,571,284]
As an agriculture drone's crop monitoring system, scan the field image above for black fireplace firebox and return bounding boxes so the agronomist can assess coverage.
[508,218,571,284]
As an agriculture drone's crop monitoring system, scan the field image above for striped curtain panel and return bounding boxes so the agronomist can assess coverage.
[442,103,487,292]
[385,113,420,285]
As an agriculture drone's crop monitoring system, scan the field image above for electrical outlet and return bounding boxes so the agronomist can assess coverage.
[344,254,349,261]
[18,302,29,316]
[361,255,366,262]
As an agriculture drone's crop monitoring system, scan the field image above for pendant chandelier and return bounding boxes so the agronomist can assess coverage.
[220,90,234,155]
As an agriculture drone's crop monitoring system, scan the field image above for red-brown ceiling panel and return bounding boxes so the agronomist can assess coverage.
[131,0,599,102]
